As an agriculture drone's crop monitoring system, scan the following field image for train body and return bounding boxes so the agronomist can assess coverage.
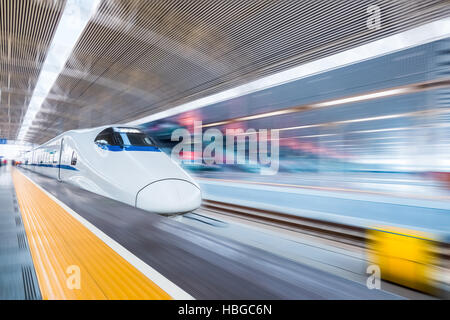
[20,125,202,215]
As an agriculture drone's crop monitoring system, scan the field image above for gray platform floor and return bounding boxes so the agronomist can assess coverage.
[0,166,41,300]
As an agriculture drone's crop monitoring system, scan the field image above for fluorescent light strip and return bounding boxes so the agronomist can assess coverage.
[207,112,409,132]
[335,113,409,124]
[313,88,411,108]
[278,124,322,131]
[201,84,426,128]
[290,126,414,140]
[238,109,294,121]
[202,109,301,128]
[128,18,450,126]
[276,113,413,132]
[201,120,231,128]
[351,127,410,134]
[17,0,101,141]
[296,133,336,138]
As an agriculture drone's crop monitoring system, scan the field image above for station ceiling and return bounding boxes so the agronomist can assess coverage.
[0,0,448,144]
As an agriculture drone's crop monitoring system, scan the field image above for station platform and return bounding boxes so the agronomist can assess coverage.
[0,166,40,299]
[1,166,402,300]
[11,166,172,300]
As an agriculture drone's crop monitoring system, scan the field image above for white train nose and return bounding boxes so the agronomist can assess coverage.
[136,179,201,214]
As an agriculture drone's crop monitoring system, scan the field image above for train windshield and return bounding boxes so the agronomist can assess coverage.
[95,128,120,145]
[95,127,155,147]
[114,127,155,146]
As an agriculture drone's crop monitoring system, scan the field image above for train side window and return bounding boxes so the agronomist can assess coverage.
[71,151,77,166]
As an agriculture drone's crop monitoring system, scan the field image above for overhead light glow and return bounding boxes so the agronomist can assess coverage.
[278,124,322,131]
[17,0,101,141]
[335,113,409,124]
[313,88,410,108]
[297,133,336,139]
[351,127,410,134]
[128,18,450,126]
[199,83,433,128]
[114,127,142,133]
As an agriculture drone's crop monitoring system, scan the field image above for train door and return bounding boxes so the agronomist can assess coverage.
[58,138,64,181]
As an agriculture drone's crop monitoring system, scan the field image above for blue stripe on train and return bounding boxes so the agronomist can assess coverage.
[97,144,161,152]
[24,163,79,171]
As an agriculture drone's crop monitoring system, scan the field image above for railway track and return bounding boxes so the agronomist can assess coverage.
[200,199,367,247]
[190,198,450,298]
[200,199,450,271]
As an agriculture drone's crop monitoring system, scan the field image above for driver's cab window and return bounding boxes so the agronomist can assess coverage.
[94,127,156,149]
[94,128,118,146]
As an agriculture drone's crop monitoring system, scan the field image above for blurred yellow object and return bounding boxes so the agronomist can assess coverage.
[367,227,437,293]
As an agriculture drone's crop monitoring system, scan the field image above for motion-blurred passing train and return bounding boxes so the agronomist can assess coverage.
[20,125,202,215]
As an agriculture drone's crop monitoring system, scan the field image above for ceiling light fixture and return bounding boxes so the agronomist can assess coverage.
[17,0,101,141]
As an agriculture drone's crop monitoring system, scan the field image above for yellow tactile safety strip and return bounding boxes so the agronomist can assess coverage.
[12,169,171,300]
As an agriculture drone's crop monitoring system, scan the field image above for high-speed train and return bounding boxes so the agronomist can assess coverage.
[20,125,202,215]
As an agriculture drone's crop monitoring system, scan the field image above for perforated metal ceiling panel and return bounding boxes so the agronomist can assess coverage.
[0,0,448,143]
[0,0,65,142]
